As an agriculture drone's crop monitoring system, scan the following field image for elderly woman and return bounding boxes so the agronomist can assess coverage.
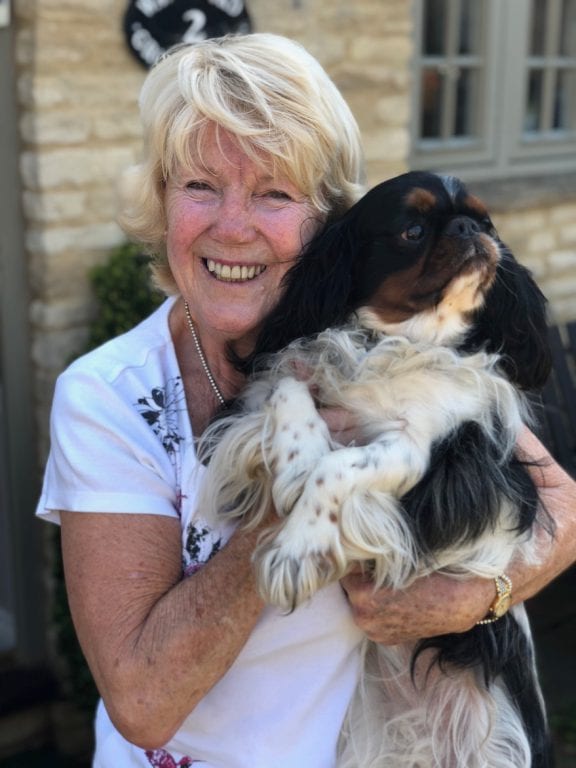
[36,33,576,767]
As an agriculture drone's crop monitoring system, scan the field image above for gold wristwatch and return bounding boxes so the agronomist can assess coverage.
[476,574,512,625]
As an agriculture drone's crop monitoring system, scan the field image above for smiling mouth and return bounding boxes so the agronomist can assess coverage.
[204,259,268,282]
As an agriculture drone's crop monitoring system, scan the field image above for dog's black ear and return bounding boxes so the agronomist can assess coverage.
[230,217,359,373]
[462,247,551,390]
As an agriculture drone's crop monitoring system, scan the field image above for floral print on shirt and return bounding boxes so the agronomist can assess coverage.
[183,522,222,576]
[145,748,198,766]
[135,377,224,576]
[135,376,188,514]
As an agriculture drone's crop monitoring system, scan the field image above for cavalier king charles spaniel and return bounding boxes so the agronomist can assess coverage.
[197,171,553,768]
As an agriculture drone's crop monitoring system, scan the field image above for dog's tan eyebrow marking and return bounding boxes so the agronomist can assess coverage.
[405,188,436,211]
[464,194,489,217]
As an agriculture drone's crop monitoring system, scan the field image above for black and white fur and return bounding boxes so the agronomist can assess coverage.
[197,171,553,767]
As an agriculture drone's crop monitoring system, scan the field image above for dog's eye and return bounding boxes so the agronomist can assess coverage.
[478,216,496,233]
[484,218,498,236]
[402,224,425,241]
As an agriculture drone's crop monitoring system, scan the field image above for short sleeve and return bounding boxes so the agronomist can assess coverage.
[37,364,183,525]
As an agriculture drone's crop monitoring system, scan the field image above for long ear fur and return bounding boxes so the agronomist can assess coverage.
[462,247,551,390]
[231,217,359,373]
[400,420,542,556]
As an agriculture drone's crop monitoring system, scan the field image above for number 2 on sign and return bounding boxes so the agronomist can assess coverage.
[182,10,207,42]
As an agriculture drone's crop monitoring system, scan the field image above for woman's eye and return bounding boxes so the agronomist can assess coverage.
[402,223,425,241]
[262,189,293,201]
[185,180,213,192]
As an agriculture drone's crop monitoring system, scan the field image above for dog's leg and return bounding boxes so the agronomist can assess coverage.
[197,377,330,531]
[256,435,426,608]
[267,377,333,515]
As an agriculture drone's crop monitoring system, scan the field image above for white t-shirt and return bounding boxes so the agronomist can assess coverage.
[37,297,363,768]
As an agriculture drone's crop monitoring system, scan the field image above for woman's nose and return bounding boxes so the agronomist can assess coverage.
[211,191,256,242]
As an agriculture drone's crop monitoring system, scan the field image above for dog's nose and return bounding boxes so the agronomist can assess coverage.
[445,216,481,238]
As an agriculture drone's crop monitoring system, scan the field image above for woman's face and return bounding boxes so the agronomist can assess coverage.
[164,128,321,345]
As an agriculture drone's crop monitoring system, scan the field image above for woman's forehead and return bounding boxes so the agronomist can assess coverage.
[168,124,301,186]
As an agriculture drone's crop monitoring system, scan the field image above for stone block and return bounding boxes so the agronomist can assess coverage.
[350,36,412,65]
[26,222,125,256]
[363,128,409,164]
[92,112,143,141]
[23,190,87,223]
[20,111,91,145]
[525,230,558,254]
[20,146,136,190]
[558,224,576,246]
[545,275,576,300]
[549,203,576,225]
[375,94,411,126]
[30,298,95,330]
[548,250,576,271]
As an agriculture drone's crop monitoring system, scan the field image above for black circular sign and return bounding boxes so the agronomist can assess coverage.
[123,0,253,68]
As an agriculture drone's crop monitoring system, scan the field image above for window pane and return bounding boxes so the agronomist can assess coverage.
[421,68,445,137]
[459,0,484,55]
[530,0,548,56]
[424,0,447,55]
[554,69,576,128]
[560,0,576,56]
[525,69,544,131]
[455,67,479,135]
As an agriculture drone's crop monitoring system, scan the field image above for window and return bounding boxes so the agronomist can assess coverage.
[411,0,576,179]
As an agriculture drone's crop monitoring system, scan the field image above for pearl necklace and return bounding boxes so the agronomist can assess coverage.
[183,301,226,406]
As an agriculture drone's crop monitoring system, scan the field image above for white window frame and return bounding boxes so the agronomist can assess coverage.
[411,0,576,179]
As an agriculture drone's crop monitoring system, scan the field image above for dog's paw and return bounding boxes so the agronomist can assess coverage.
[254,506,346,609]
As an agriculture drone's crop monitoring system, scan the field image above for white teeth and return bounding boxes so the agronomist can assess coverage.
[206,260,266,282]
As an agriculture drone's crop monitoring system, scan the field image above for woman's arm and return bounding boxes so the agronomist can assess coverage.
[60,510,267,749]
[340,429,576,644]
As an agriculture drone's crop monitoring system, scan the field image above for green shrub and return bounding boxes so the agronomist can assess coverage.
[85,242,163,350]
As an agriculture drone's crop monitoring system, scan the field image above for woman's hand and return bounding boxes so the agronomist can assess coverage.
[511,427,576,602]
[341,428,576,645]
[340,568,495,644]
[319,406,366,446]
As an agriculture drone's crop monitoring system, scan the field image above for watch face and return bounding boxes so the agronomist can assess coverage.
[123,0,253,68]
[493,593,511,618]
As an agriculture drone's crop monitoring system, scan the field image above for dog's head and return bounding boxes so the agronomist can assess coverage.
[243,171,551,390]
[346,171,502,345]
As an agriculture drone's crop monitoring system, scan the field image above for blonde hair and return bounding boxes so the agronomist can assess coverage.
[117,33,365,294]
